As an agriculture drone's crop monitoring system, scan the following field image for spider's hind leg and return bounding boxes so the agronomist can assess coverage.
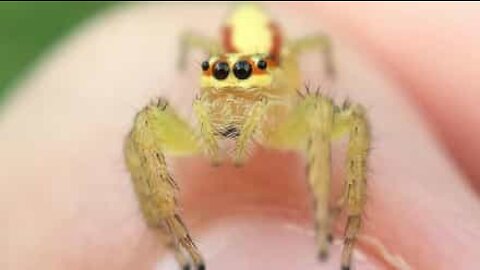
[265,94,338,259]
[286,34,336,78]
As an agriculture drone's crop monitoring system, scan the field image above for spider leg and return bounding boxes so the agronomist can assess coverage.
[334,104,370,270]
[304,96,336,259]
[178,31,222,70]
[264,95,337,259]
[124,99,204,269]
[286,34,336,78]
[265,94,371,269]
[165,214,205,270]
[156,222,190,270]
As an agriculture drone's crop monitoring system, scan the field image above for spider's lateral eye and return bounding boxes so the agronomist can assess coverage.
[257,59,267,70]
[213,61,230,80]
[233,60,252,80]
[201,61,209,71]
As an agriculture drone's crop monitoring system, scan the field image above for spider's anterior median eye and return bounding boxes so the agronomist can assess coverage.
[201,60,209,71]
[233,60,252,80]
[213,61,230,80]
[257,59,267,70]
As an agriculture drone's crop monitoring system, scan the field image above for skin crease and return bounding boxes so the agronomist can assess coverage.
[1,3,479,270]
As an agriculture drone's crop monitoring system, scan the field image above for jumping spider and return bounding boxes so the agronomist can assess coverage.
[124,5,370,270]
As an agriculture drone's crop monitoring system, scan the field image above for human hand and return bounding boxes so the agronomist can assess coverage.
[2,3,479,270]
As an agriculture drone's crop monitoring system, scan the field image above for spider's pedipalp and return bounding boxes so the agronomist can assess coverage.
[234,98,269,165]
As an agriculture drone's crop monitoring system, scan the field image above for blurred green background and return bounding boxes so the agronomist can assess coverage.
[0,2,116,104]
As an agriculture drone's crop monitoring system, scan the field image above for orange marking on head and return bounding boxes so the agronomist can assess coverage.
[222,26,237,53]
[268,22,282,65]
[248,58,267,75]
[266,57,278,69]
[202,67,212,77]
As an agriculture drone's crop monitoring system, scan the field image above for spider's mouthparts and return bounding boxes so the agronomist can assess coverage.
[219,126,241,138]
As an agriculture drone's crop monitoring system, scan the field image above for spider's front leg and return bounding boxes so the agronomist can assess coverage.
[124,99,205,270]
[333,103,371,270]
[265,94,337,259]
[265,94,370,270]
[304,95,336,259]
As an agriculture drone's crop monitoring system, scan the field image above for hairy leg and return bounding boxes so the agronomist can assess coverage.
[264,94,337,260]
[304,95,336,259]
[334,103,370,270]
[265,94,372,269]
[124,99,203,269]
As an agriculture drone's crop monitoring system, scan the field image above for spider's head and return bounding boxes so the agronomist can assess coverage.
[199,53,277,94]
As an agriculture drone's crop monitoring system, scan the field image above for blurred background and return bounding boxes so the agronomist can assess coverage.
[0,2,115,104]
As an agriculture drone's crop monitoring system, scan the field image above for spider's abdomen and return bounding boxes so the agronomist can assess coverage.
[222,5,282,62]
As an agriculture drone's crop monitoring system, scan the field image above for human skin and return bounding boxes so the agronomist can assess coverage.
[307,2,480,193]
[1,3,479,270]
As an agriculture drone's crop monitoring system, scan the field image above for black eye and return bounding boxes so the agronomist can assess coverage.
[257,59,267,70]
[233,60,252,80]
[213,61,230,80]
[201,61,209,71]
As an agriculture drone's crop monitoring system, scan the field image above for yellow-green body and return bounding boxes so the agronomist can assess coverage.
[125,4,370,270]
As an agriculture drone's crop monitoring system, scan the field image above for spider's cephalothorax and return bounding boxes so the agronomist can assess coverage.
[125,4,370,270]
[195,52,279,165]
